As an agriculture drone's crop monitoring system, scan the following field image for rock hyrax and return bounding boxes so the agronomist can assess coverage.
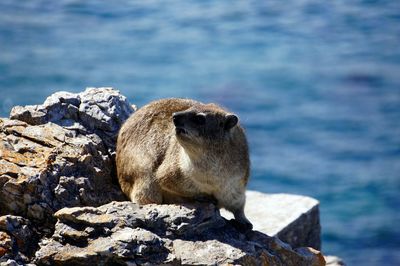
[116,98,252,230]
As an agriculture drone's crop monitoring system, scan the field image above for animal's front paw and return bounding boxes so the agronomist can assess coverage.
[229,218,253,232]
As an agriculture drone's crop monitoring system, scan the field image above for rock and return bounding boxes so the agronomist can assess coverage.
[9,87,135,155]
[325,255,346,266]
[0,215,38,264]
[0,88,131,224]
[0,118,125,223]
[35,201,326,266]
[0,231,12,257]
[221,191,321,249]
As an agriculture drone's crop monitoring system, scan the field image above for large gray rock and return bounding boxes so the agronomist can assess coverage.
[222,191,321,249]
[0,88,133,226]
[34,201,325,266]
[0,118,126,223]
[9,87,135,155]
[1,88,132,264]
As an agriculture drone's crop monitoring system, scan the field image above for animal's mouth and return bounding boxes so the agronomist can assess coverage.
[175,127,188,135]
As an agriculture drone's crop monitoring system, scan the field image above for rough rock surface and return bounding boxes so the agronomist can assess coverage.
[221,191,321,249]
[0,215,38,263]
[1,87,133,225]
[9,87,135,156]
[35,201,325,266]
[0,118,125,224]
[0,88,132,263]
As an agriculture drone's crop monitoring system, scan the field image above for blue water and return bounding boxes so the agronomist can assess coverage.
[1,1,399,264]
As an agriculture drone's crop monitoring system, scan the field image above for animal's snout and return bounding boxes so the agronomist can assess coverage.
[173,112,188,135]
[172,112,185,126]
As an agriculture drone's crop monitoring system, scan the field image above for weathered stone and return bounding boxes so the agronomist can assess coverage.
[325,255,346,266]
[9,87,135,155]
[0,215,38,264]
[0,260,35,266]
[1,88,131,224]
[0,118,125,224]
[35,201,325,266]
[0,231,12,257]
[221,191,321,249]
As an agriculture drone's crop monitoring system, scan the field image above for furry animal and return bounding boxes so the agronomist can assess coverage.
[116,98,252,230]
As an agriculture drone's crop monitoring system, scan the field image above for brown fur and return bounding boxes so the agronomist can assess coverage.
[116,98,252,229]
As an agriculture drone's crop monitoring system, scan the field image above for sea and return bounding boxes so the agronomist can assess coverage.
[0,1,399,265]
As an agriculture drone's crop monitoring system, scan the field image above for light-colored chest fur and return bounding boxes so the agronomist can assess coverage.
[179,148,245,196]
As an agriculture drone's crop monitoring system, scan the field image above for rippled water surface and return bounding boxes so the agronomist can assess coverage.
[1,1,399,264]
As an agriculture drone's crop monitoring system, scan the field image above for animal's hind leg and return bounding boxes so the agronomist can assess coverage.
[129,178,163,204]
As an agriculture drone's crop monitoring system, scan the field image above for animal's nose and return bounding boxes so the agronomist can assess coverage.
[172,112,184,126]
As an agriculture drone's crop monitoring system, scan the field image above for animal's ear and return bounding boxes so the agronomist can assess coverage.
[224,114,238,130]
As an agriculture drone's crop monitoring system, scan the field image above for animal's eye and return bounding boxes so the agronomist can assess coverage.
[192,113,206,125]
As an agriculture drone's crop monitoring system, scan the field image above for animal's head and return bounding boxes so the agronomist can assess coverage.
[172,103,239,151]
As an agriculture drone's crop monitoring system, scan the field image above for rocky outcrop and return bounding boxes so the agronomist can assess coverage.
[0,88,333,265]
[34,201,325,266]
[0,88,133,226]
[9,88,135,156]
[221,191,321,249]
[0,118,125,224]
[1,88,132,264]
